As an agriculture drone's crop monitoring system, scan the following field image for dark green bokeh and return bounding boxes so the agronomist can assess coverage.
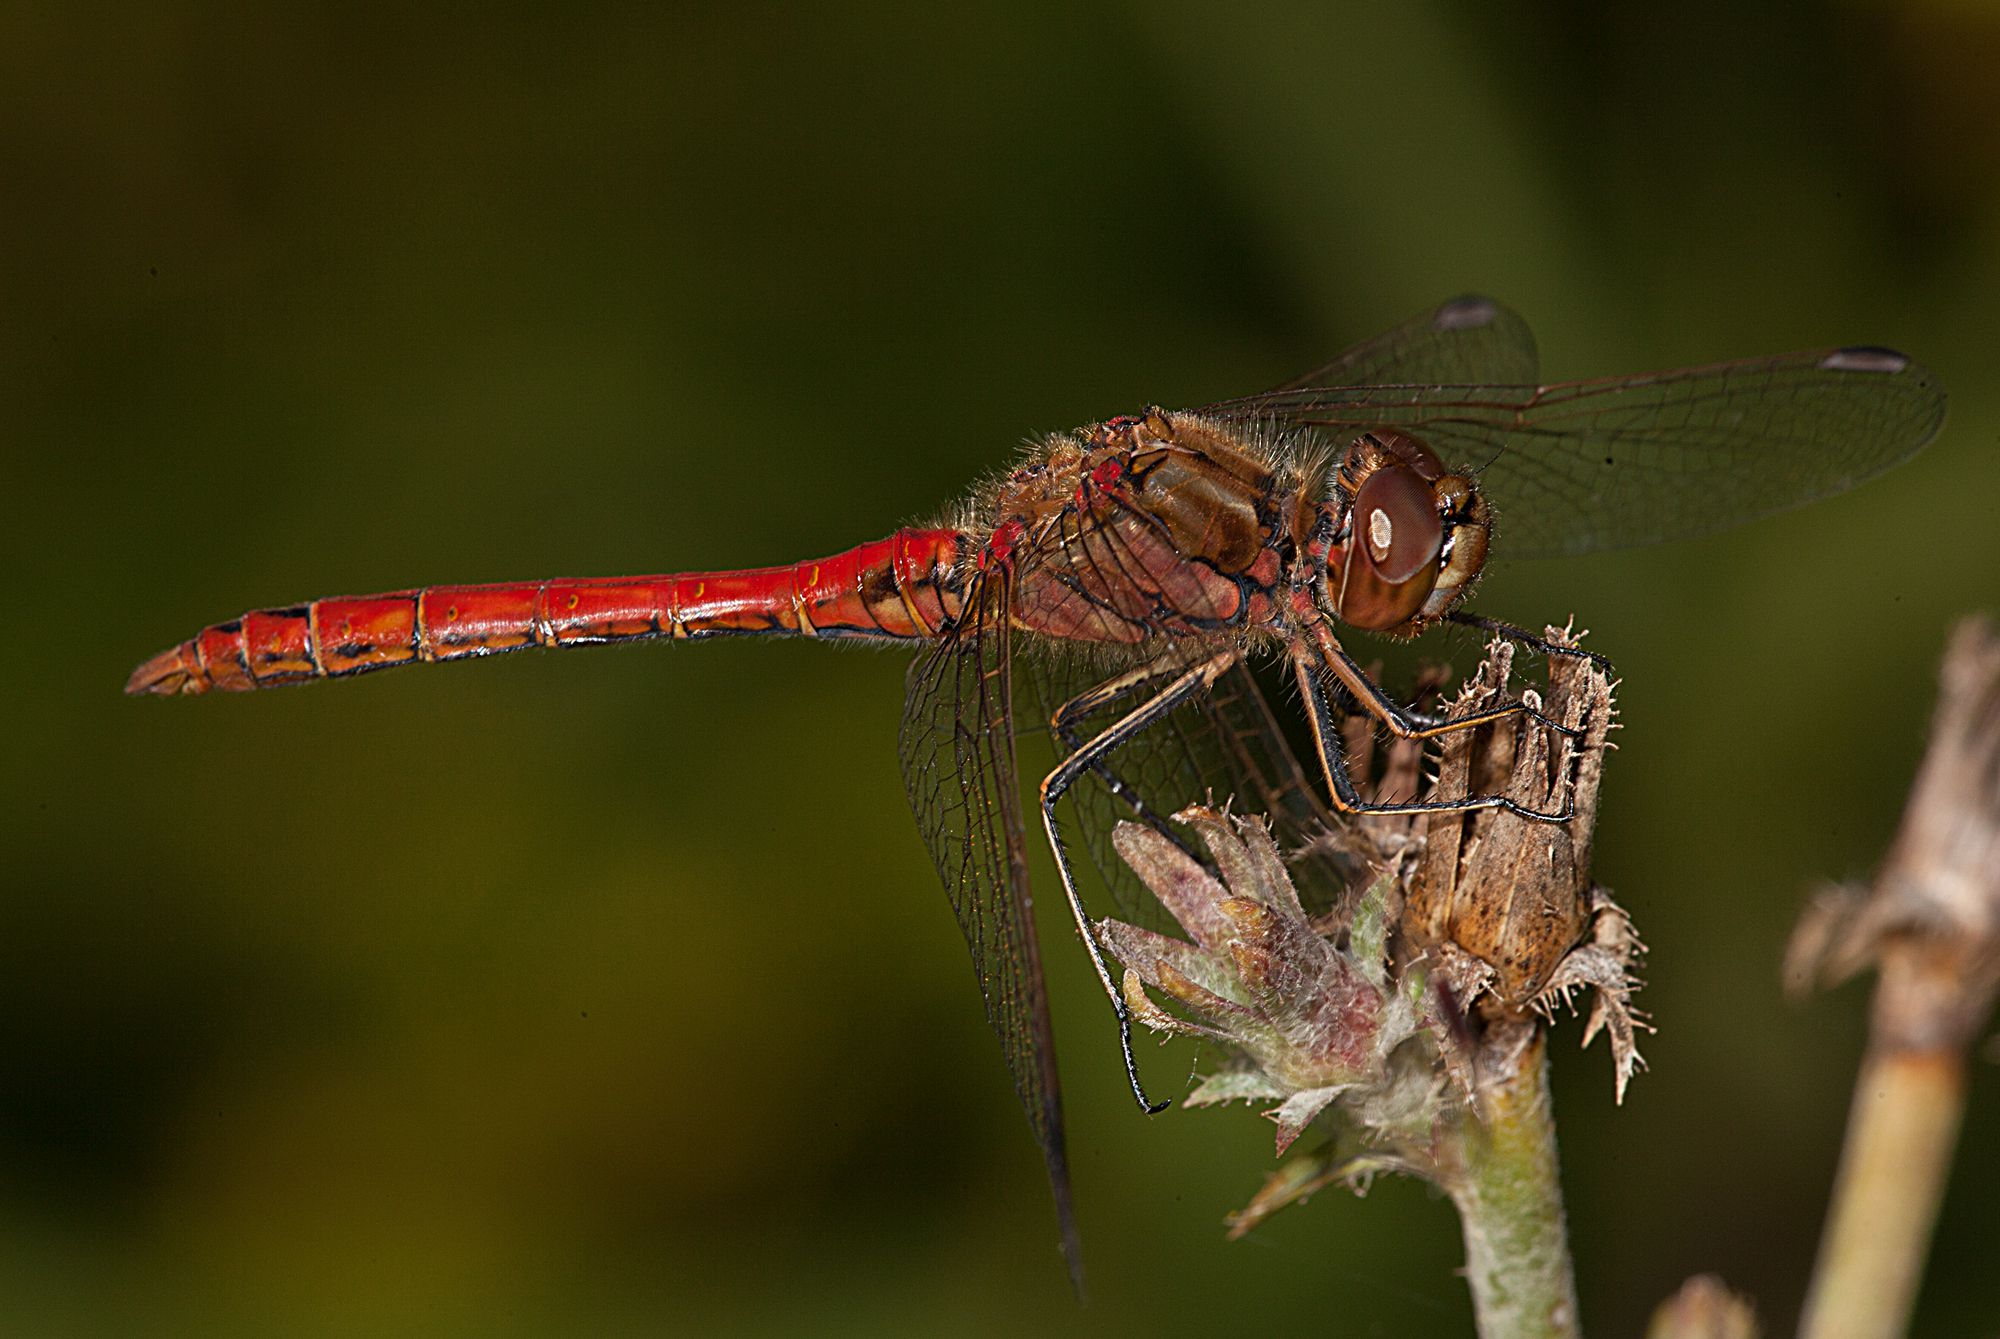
[7,3,1999,1333]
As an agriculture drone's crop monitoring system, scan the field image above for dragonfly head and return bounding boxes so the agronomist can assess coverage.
[1323,431,1490,634]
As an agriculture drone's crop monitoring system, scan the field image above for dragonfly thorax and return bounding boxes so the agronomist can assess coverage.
[1319,430,1490,634]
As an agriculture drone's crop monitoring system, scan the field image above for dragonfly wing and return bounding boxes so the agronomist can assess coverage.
[897,570,1079,1285]
[1198,657,1366,912]
[1267,294,1539,393]
[1470,347,1948,556]
[1205,348,1945,558]
[1019,652,1365,929]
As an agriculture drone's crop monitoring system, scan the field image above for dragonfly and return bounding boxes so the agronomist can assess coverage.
[126,297,1946,1282]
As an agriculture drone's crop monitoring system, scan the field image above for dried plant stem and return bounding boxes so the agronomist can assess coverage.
[1790,617,2000,1339]
[1797,951,1969,1339]
[1446,1028,1582,1339]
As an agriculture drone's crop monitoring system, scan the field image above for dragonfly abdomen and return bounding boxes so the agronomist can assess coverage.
[125,528,968,695]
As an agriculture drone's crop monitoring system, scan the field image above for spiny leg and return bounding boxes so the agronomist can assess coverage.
[1308,619,1585,745]
[1048,654,1214,863]
[1040,649,1241,1115]
[1294,644,1577,823]
[1445,610,1615,675]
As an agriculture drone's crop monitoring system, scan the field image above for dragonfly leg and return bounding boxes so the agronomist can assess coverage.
[1445,610,1615,675]
[1313,621,1585,744]
[1295,644,1576,823]
[1040,649,1242,1115]
[1050,654,1204,729]
[1049,654,1213,861]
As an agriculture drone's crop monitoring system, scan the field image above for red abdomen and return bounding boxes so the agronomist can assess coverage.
[127,529,967,695]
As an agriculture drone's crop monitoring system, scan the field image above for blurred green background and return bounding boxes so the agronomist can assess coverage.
[7,3,2000,1334]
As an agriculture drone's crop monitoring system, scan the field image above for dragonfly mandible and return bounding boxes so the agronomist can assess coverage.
[127,297,1946,1281]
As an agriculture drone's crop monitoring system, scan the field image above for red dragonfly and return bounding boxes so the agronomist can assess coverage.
[127,298,1944,1280]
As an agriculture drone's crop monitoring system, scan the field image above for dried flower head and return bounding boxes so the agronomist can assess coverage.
[1787,616,2000,1033]
[1098,630,1640,1228]
[1099,808,1448,1156]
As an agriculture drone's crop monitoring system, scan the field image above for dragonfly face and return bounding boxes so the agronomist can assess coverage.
[1315,429,1492,634]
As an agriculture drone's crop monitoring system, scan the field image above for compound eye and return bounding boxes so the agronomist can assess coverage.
[1353,465,1443,585]
[1327,464,1447,632]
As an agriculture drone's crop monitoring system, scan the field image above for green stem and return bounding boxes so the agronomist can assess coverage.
[1446,1032,1582,1339]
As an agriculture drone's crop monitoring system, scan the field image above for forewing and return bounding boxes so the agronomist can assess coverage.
[1474,347,1947,555]
[897,570,1079,1283]
[1206,347,1945,558]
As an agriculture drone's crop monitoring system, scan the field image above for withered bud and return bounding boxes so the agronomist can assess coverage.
[1646,1275,1760,1339]
[1353,628,1646,1100]
[1100,631,1644,1231]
